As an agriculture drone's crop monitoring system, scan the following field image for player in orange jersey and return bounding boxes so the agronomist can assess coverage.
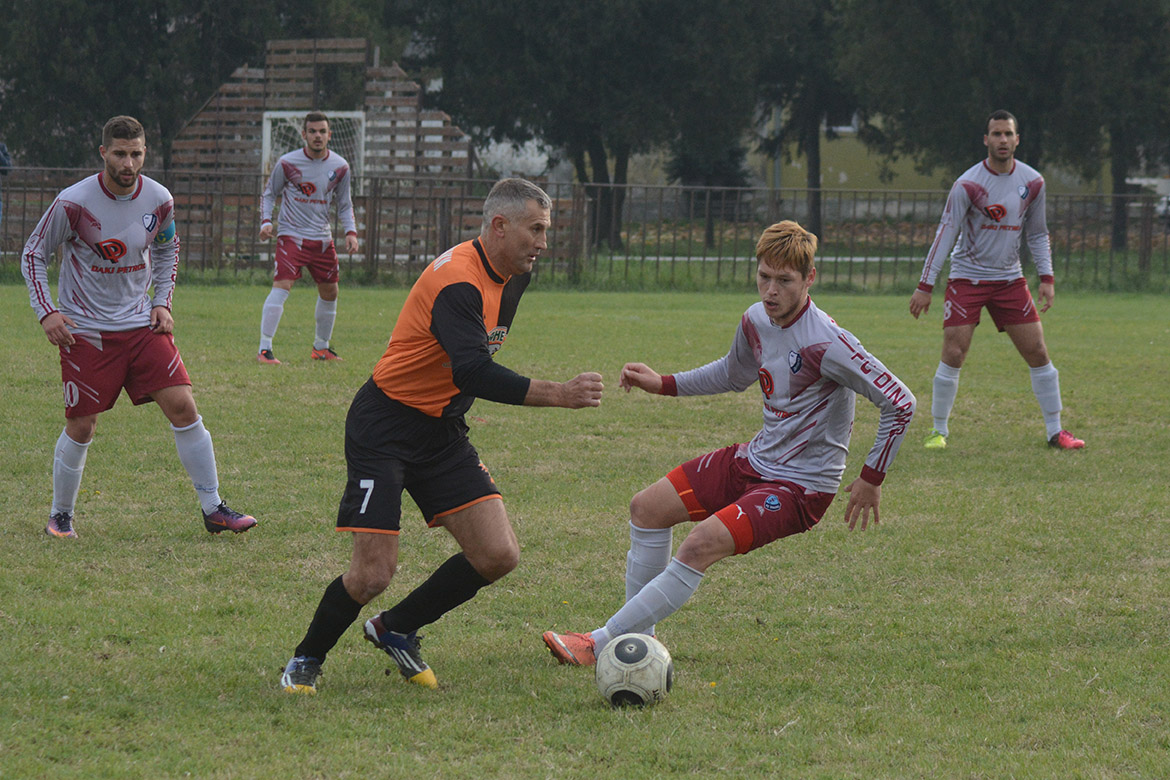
[281,178,603,693]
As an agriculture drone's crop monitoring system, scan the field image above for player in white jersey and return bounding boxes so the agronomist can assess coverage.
[542,220,916,666]
[21,115,256,539]
[910,110,1084,451]
[256,111,359,364]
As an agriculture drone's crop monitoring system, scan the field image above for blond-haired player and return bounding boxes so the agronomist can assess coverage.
[543,220,915,665]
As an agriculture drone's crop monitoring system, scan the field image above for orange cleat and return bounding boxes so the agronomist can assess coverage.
[542,630,597,666]
[310,347,342,361]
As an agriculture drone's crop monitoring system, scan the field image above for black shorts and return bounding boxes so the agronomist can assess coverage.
[336,378,500,534]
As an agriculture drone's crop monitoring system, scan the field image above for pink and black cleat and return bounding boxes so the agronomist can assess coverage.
[45,512,78,539]
[1048,430,1085,450]
[202,503,257,534]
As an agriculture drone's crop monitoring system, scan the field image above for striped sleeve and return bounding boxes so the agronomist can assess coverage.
[919,181,969,291]
[260,165,283,226]
[21,198,68,322]
[821,331,916,485]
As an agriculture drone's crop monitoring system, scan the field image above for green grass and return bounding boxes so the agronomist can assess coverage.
[1,283,1167,779]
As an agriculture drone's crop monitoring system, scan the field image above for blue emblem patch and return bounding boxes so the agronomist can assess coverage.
[153,221,176,245]
[764,495,781,512]
[788,350,802,374]
[142,213,158,232]
[1018,185,1029,199]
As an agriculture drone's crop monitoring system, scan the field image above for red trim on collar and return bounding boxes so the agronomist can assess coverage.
[780,296,813,329]
[96,172,143,200]
[981,159,1016,176]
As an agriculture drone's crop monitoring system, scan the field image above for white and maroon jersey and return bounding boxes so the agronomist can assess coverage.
[260,148,356,242]
[919,159,1052,290]
[22,173,179,333]
[668,298,915,494]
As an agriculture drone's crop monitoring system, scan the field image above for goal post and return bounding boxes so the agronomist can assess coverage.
[261,110,365,192]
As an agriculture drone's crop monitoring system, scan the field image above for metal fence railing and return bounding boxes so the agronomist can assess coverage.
[2,168,1168,291]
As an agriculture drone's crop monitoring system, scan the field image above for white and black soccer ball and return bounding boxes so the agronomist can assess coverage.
[595,633,673,707]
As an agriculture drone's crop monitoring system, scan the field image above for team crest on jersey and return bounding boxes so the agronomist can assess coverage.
[764,495,781,512]
[1018,185,1029,200]
[142,213,158,233]
[788,350,802,374]
[328,170,337,182]
[486,326,508,355]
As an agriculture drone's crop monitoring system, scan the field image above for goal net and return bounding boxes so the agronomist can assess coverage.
[261,111,365,192]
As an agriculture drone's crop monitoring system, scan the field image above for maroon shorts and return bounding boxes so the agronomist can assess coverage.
[666,443,835,555]
[60,327,191,418]
[274,235,339,284]
[942,277,1040,331]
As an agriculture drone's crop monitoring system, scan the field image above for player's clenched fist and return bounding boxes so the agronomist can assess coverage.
[563,371,604,408]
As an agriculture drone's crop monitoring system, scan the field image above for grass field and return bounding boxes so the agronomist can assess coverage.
[1,283,1167,779]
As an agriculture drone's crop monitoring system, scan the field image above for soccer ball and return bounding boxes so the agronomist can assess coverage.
[595,633,673,707]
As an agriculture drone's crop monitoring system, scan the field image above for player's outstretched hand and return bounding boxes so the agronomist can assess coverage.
[843,477,881,531]
[524,374,602,408]
[619,362,663,394]
[40,311,78,346]
[562,372,604,408]
[909,289,931,320]
[259,223,274,241]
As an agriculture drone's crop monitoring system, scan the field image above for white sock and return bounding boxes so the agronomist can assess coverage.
[51,429,90,516]
[625,522,673,636]
[1030,362,1063,439]
[931,362,961,436]
[592,558,703,650]
[172,416,222,514]
[260,287,290,351]
[314,296,337,350]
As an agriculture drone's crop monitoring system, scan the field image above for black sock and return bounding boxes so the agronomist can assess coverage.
[379,553,491,635]
[294,575,364,663]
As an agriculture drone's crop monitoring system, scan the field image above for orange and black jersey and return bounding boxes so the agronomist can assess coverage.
[372,237,531,418]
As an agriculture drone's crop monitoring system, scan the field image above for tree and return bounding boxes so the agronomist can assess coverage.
[835,0,1080,174]
[756,0,857,239]
[400,0,768,248]
[0,1,259,167]
[0,0,392,169]
[666,137,750,248]
[834,0,1170,250]
[664,1,767,248]
[1060,0,1170,249]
